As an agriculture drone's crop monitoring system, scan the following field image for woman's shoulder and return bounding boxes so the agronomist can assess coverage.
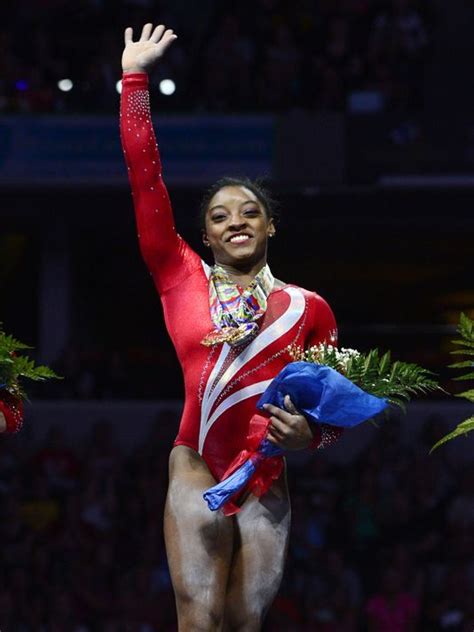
[278,280,329,304]
[272,278,287,290]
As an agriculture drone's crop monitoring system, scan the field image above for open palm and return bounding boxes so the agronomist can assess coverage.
[122,23,177,73]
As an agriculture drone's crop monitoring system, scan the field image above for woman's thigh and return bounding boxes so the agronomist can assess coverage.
[223,469,291,632]
[164,445,234,631]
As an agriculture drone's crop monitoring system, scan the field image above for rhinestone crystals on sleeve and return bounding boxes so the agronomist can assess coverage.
[120,74,183,282]
[126,89,150,119]
[318,425,342,449]
[121,78,165,195]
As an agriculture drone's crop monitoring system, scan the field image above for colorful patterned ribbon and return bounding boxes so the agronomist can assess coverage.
[201,264,274,347]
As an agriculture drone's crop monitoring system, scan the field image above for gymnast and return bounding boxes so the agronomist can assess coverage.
[120,22,340,631]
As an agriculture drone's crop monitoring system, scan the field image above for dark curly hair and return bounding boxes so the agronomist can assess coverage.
[199,177,279,230]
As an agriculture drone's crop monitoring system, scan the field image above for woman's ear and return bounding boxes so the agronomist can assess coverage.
[202,231,210,247]
[268,219,276,239]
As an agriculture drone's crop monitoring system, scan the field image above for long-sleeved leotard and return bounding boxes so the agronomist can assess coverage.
[120,73,341,481]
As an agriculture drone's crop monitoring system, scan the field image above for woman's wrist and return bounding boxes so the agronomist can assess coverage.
[308,427,322,450]
[123,67,148,75]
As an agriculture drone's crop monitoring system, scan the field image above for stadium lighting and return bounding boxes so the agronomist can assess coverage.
[116,80,122,94]
[58,79,73,92]
[159,79,176,96]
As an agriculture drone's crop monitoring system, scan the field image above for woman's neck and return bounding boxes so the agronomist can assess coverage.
[215,260,267,288]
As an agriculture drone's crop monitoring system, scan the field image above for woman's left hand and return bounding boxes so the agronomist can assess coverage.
[264,395,314,450]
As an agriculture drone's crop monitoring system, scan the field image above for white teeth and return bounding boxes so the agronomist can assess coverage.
[230,234,250,243]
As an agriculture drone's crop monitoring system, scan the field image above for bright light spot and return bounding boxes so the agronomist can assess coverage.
[15,80,28,91]
[116,80,122,94]
[159,79,176,96]
[58,78,73,92]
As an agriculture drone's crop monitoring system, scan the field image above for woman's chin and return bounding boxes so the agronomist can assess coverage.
[212,243,267,267]
[226,248,261,264]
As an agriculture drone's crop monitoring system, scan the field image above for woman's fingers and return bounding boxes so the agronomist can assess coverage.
[263,402,292,423]
[124,27,133,46]
[283,395,298,415]
[269,415,287,437]
[266,431,279,445]
[150,24,166,43]
[161,29,178,49]
[267,424,283,444]
[139,22,153,42]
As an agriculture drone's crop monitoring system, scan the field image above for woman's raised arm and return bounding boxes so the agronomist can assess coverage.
[120,24,200,294]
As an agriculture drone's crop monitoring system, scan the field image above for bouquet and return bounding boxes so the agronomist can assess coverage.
[0,323,60,433]
[203,343,439,514]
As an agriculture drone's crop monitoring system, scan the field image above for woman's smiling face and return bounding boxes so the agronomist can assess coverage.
[202,185,275,268]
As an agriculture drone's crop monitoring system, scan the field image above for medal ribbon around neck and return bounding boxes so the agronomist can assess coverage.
[201,264,275,347]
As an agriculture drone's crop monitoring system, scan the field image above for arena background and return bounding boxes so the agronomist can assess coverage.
[0,0,473,630]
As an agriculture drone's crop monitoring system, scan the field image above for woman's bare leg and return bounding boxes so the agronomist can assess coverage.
[164,445,234,632]
[223,469,291,631]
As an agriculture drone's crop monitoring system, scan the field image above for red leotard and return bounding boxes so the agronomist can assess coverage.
[120,73,341,481]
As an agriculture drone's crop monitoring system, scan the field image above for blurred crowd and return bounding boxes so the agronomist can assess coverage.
[1,0,433,114]
[35,344,184,400]
[0,413,473,630]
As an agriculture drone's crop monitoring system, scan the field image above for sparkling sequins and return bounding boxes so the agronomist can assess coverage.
[318,425,341,449]
[198,346,218,403]
[126,89,150,117]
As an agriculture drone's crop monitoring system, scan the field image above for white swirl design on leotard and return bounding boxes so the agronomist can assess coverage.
[198,287,305,454]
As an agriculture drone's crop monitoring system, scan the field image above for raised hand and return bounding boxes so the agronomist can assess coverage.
[122,23,178,74]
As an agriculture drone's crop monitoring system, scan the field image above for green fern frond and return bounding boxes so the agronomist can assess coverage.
[0,333,32,353]
[430,416,474,452]
[449,361,474,368]
[455,389,474,403]
[453,372,474,381]
[431,313,474,449]
[0,324,62,400]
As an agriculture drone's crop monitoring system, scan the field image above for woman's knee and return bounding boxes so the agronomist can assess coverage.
[224,608,265,632]
[177,594,225,632]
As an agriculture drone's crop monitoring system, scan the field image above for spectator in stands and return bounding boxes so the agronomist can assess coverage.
[366,567,420,631]
[33,425,81,493]
[204,14,255,110]
[368,0,429,109]
[257,23,301,109]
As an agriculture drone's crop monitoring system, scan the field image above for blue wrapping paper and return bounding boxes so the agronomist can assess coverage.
[203,362,388,512]
[256,362,387,427]
[203,439,283,511]
[203,459,258,511]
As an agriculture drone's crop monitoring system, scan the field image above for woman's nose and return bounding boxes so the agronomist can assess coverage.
[228,215,247,229]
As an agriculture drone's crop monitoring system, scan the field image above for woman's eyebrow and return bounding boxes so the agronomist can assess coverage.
[209,200,259,213]
[208,205,228,213]
[240,200,259,208]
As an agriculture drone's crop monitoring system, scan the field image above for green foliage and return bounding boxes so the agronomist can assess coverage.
[431,416,474,451]
[345,352,438,411]
[431,312,474,451]
[0,322,61,399]
[300,344,440,411]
